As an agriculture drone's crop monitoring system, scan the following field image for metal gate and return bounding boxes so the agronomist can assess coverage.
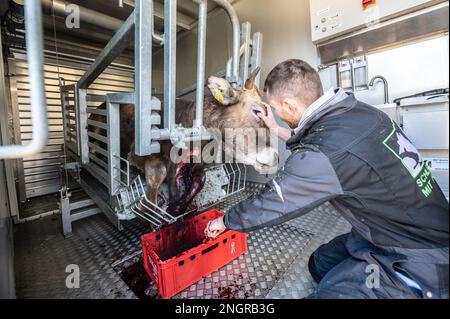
[8,51,134,201]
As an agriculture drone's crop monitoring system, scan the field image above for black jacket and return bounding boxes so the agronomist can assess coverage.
[224,92,449,251]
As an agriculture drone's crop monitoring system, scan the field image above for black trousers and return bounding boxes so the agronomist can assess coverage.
[306,232,448,299]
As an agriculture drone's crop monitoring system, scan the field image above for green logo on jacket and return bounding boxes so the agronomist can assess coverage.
[383,120,434,198]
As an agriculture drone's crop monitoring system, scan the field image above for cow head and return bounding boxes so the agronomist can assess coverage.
[207,68,279,175]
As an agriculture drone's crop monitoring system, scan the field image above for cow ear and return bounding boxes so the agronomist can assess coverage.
[245,67,261,90]
[208,76,241,106]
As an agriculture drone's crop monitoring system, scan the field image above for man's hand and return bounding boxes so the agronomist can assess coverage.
[205,216,227,239]
[259,103,293,142]
[258,102,279,131]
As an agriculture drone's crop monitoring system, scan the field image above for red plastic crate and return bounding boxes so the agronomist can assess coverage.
[141,210,248,299]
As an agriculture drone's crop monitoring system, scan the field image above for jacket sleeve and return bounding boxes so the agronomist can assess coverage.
[224,149,344,232]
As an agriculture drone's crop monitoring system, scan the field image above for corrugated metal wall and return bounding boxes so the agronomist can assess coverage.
[8,52,134,201]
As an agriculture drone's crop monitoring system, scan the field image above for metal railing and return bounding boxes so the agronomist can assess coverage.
[56,0,257,230]
[114,163,247,228]
[61,87,130,196]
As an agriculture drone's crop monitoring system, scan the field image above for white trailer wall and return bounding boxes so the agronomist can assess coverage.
[152,0,319,94]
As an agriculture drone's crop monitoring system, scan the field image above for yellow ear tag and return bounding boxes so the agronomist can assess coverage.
[214,91,224,104]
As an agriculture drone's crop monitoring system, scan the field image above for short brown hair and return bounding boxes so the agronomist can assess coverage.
[264,59,324,106]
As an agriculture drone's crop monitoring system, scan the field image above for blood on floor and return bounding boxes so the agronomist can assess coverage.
[113,255,253,299]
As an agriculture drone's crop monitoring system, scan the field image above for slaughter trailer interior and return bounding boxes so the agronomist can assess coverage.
[0,0,448,299]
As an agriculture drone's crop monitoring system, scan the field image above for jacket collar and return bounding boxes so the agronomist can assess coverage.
[286,89,357,150]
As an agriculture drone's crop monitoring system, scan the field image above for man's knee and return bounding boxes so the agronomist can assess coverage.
[308,252,323,283]
[308,233,351,283]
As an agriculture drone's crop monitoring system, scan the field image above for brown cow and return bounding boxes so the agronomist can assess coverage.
[90,70,278,216]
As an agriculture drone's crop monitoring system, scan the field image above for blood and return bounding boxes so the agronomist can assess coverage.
[217,283,251,299]
[117,257,159,300]
[154,219,205,262]
[167,150,206,217]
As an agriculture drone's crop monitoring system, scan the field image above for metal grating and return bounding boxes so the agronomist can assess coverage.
[14,182,352,299]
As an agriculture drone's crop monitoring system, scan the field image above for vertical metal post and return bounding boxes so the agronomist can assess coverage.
[195,0,208,127]
[164,0,177,131]
[0,42,18,220]
[60,193,72,237]
[250,32,263,87]
[77,88,89,164]
[212,0,240,85]
[135,0,154,156]
[107,101,121,196]
[240,22,251,86]
[7,59,26,203]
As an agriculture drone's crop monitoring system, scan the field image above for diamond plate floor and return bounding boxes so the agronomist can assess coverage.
[13,183,351,299]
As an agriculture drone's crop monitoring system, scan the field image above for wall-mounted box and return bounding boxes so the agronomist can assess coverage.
[310,0,445,44]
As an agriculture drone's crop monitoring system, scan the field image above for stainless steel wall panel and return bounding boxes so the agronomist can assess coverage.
[9,52,134,201]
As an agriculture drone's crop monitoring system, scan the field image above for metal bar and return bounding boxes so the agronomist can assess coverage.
[4,58,26,204]
[194,0,208,127]
[60,84,77,92]
[107,102,121,195]
[66,141,78,155]
[250,32,263,87]
[86,95,107,103]
[124,0,194,31]
[69,199,96,210]
[87,119,108,130]
[212,0,240,85]
[70,208,102,222]
[88,142,108,158]
[78,173,122,231]
[60,194,72,236]
[87,131,108,144]
[78,11,135,89]
[106,92,135,105]
[84,163,110,188]
[88,153,108,170]
[65,114,77,121]
[135,0,155,156]
[77,89,90,164]
[164,0,178,131]
[0,0,48,159]
[240,22,251,87]
[131,208,159,226]
[226,43,245,83]
[66,131,77,141]
[86,108,107,116]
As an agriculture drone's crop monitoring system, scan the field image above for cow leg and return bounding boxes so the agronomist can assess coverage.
[143,156,167,205]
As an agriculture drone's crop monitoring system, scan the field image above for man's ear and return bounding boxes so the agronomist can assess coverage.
[282,98,298,116]
[208,76,241,106]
